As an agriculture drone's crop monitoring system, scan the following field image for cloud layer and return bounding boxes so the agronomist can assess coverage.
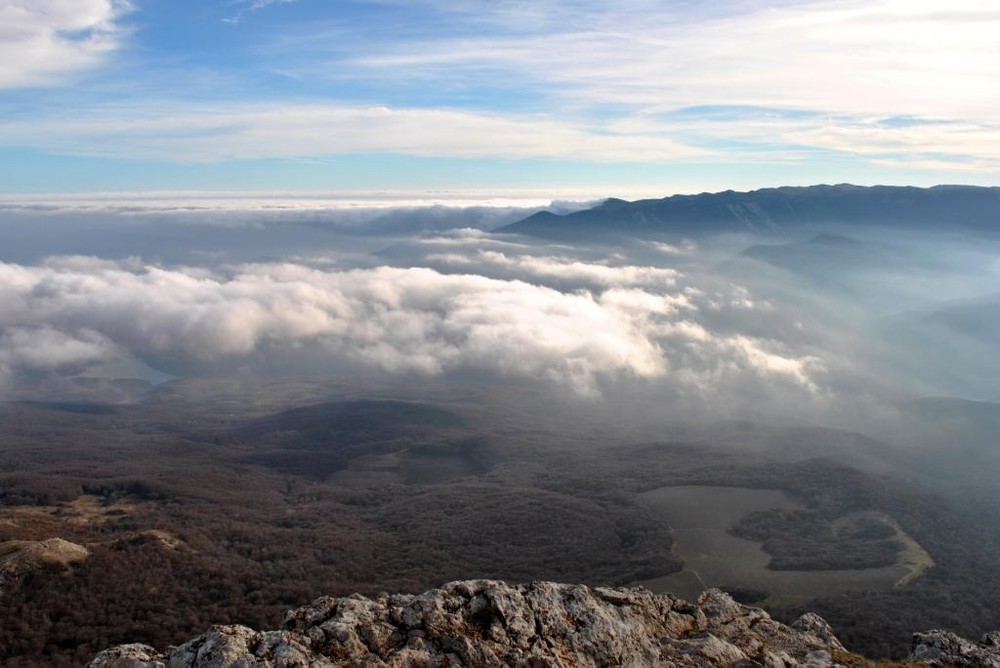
[0,254,823,399]
[3,196,997,427]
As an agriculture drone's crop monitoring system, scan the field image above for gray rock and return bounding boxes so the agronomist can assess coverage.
[88,579,1000,667]
[792,613,846,652]
[88,643,165,668]
[911,629,1000,666]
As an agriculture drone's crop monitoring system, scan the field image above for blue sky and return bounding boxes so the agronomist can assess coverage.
[0,0,997,196]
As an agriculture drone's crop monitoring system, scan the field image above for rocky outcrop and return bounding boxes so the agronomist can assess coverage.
[91,580,850,667]
[911,630,1000,666]
[88,579,1000,667]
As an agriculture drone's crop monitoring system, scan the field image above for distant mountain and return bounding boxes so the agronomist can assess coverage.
[879,297,1000,403]
[906,396,1000,430]
[498,184,1000,238]
[724,233,919,294]
[737,232,900,273]
[898,397,1000,488]
[920,300,1000,346]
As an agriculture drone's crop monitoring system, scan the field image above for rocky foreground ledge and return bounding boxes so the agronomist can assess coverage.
[90,580,1000,667]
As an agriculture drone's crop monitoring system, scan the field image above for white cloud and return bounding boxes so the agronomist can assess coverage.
[329,0,1000,170]
[650,240,697,256]
[790,119,1000,171]
[0,0,131,88]
[224,0,298,24]
[0,258,824,398]
[0,191,615,221]
[610,111,1000,170]
[246,0,296,9]
[0,326,120,384]
[0,103,705,163]
[1,0,997,172]
[425,250,685,290]
[352,0,998,119]
[4,76,995,171]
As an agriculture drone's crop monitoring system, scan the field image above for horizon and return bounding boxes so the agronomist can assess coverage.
[2,182,995,212]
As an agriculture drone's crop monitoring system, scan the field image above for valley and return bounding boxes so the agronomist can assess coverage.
[1,378,998,664]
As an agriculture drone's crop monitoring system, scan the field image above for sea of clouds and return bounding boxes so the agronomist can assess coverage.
[1,194,998,428]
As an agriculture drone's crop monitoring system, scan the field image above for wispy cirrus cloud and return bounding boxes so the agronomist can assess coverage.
[2,100,997,172]
[251,0,999,172]
[0,103,706,163]
[614,110,1000,171]
[224,0,298,24]
[341,0,998,119]
[0,0,132,88]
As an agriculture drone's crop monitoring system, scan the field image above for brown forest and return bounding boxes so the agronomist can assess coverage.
[1,378,999,665]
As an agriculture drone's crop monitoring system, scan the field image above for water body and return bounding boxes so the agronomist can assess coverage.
[637,485,913,606]
[78,356,179,386]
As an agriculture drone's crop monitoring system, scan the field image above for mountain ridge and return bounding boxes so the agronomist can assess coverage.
[498,184,1000,238]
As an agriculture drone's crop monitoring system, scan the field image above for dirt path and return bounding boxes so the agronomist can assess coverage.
[831,511,935,588]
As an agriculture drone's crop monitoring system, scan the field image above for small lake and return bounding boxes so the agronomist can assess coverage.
[636,485,911,606]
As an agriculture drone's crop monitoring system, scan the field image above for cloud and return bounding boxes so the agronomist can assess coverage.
[0,0,131,88]
[0,103,705,163]
[0,191,589,213]
[424,250,684,290]
[0,197,614,269]
[0,257,825,398]
[243,0,296,10]
[0,326,120,386]
[789,118,1000,171]
[348,0,998,119]
[270,0,998,171]
[0,1,996,175]
[224,0,298,24]
[612,110,1000,171]
[649,240,697,256]
[4,79,995,173]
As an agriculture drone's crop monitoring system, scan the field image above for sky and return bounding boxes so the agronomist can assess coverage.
[0,0,998,196]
